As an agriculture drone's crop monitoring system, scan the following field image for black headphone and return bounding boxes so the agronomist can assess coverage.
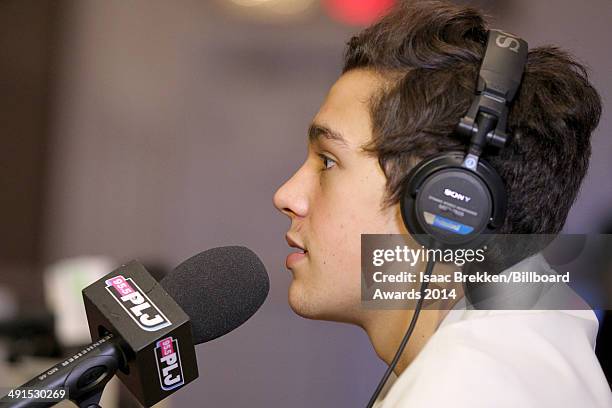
[400,29,528,250]
[366,30,530,408]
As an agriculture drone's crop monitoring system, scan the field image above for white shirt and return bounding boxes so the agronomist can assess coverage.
[374,254,612,408]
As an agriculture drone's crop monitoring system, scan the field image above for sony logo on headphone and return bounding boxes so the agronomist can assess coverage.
[444,188,472,203]
[495,33,521,53]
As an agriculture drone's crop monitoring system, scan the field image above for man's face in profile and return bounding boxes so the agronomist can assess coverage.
[274,69,407,325]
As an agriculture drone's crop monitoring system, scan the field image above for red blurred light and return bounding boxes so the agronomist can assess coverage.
[322,0,396,26]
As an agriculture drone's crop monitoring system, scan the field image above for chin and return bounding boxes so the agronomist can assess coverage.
[287,281,319,319]
[287,281,361,324]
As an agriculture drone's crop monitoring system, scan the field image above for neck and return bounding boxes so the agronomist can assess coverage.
[362,263,463,375]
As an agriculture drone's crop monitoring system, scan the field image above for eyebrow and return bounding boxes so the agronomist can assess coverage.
[307,123,348,148]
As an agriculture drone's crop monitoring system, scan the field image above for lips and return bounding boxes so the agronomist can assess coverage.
[285,234,308,268]
[286,235,307,254]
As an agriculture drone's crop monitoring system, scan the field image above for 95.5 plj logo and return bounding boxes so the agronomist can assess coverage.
[105,275,172,331]
[155,337,185,391]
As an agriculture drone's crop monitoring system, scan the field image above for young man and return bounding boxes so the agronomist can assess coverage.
[273,1,610,406]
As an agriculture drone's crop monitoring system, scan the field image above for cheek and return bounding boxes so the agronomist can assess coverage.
[305,164,397,279]
[310,183,360,246]
[313,175,391,233]
[308,185,373,279]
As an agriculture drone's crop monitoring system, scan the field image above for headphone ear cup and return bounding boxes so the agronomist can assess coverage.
[400,152,507,249]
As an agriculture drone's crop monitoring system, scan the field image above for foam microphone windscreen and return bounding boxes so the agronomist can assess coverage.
[160,246,269,344]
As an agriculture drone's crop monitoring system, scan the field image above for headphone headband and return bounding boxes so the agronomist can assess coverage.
[457,30,528,170]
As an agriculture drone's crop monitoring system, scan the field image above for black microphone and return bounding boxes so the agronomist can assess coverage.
[0,246,269,408]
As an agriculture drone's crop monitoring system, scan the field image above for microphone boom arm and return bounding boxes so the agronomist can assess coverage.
[0,333,124,408]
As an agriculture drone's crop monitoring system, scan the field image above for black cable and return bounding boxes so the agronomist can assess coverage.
[365,257,436,408]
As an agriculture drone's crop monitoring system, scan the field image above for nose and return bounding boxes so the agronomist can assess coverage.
[273,164,309,219]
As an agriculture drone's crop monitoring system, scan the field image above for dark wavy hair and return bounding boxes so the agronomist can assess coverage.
[343,0,602,235]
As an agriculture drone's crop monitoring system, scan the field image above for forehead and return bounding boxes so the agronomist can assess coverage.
[312,69,383,148]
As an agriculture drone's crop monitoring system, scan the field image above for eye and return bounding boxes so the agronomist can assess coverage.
[318,153,337,170]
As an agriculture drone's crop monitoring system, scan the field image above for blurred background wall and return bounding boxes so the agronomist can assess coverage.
[0,0,610,406]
